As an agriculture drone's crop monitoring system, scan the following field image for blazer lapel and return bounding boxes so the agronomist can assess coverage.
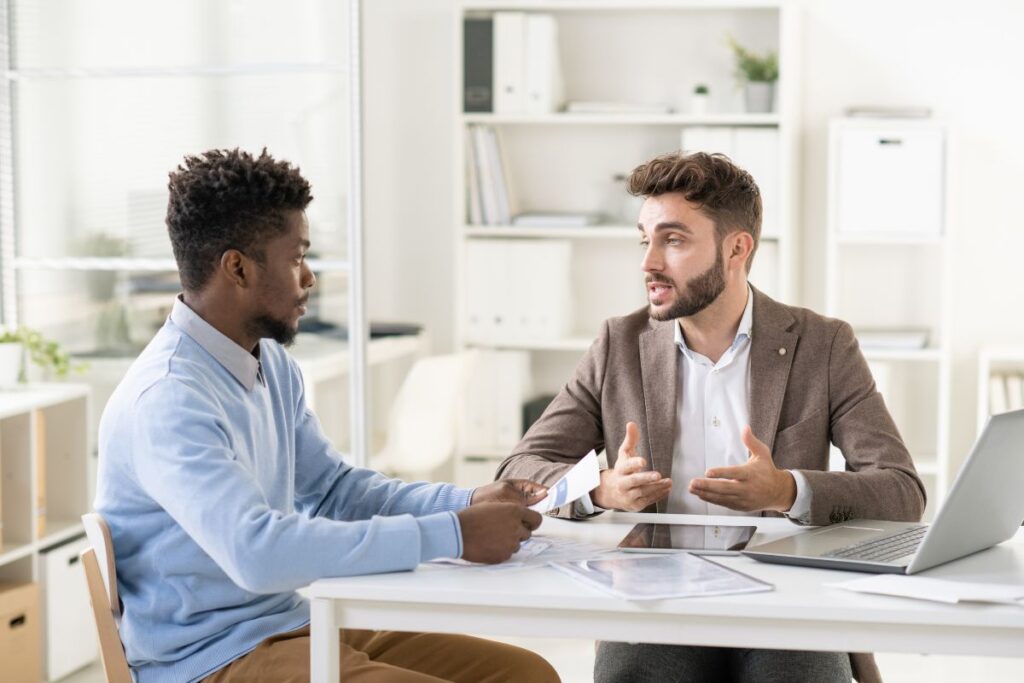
[748,288,798,452]
[638,319,677,483]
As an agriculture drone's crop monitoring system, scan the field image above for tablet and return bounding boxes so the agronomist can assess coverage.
[617,523,758,555]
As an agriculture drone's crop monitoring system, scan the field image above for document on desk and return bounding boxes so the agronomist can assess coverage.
[831,575,1024,606]
[551,552,774,601]
[528,450,601,513]
[432,535,617,571]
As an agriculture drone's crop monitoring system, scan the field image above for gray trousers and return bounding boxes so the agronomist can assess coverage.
[594,642,853,683]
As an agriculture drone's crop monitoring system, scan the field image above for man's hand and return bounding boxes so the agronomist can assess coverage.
[457,503,542,564]
[591,421,672,511]
[688,426,797,513]
[471,480,547,507]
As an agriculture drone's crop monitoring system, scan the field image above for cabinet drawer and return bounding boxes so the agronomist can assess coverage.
[41,536,98,681]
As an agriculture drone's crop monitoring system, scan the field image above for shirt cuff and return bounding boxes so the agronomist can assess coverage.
[433,484,473,513]
[785,470,813,524]
[416,511,463,561]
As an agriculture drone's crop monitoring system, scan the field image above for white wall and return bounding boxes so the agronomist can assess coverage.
[362,0,1024,470]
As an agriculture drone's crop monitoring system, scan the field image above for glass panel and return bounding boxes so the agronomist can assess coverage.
[12,0,347,71]
[14,72,349,263]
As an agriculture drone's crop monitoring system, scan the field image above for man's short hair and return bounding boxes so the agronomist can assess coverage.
[166,148,313,292]
[626,151,762,271]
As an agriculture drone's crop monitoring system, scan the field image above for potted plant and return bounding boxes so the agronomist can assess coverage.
[691,84,710,115]
[0,326,84,384]
[727,36,778,113]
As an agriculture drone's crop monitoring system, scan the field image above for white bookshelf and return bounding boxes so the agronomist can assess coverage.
[977,348,1024,434]
[453,1,800,485]
[0,383,95,680]
[825,117,952,521]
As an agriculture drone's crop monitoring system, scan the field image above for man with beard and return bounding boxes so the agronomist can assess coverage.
[95,148,559,683]
[496,151,925,683]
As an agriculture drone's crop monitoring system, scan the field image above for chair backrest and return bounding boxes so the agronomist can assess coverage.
[81,513,132,683]
[376,352,476,475]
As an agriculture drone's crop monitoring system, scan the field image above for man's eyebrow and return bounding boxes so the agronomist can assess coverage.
[637,222,694,235]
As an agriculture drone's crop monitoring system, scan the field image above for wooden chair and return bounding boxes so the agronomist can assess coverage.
[80,512,133,683]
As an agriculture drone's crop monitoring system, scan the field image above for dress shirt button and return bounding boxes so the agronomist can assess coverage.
[778,347,787,356]
[711,416,721,427]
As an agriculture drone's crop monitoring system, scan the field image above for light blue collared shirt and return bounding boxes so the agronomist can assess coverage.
[95,296,471,683]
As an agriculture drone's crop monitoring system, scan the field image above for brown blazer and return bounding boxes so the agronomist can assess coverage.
[496,287,927,683]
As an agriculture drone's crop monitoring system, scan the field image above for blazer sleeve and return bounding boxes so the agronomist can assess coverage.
[495,319,610,517]
[796,321,928,525]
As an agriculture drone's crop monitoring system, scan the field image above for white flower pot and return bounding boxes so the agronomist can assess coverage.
[690,93,709,115]
[744,82,775,113]
[0,342,23,386]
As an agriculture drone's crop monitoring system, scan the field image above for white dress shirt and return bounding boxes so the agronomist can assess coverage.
[666,287,812,526]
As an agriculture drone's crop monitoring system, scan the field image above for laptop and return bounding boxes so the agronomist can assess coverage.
[742,409,1024,574]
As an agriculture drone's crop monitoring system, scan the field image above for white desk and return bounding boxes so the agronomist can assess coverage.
[307,513,1024,682]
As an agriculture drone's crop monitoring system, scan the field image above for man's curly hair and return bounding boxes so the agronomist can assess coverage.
[627,151,761,271]
[166,148,313,292]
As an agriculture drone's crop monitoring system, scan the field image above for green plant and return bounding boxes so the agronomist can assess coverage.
[727,36,778,83]
[0,326,85,379]
[694,84,710,95]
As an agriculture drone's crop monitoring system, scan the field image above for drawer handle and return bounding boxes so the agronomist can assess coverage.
[878,138,903,146]
[10,614,26,628]
[68,555,81,566]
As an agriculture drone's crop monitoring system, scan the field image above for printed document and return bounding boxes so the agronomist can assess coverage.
[529,450,601,513]
[830,575,1024,606]
[551,552,774,601]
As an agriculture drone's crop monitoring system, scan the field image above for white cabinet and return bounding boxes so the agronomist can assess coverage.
[826,118,951,520]
[41,536,97,681]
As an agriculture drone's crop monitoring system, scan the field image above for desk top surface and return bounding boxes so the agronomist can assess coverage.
[308,512,1024,630]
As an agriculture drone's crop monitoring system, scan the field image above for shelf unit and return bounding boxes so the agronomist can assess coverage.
[825,117,952,521]
[453,1,800,485]
[0,383,94,681]
[976,348,1024,434]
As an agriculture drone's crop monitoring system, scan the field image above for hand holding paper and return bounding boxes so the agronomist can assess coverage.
[529,450,601,513]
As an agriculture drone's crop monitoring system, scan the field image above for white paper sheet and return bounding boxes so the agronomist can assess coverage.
[551,552,774,601]
[528,450,601,513]
[830,574,1024,606]
[432,535,617,571]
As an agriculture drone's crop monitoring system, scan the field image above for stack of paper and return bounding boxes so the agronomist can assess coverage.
[831,575,1024,606]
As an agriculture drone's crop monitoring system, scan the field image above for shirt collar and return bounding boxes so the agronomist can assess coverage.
[169,295,264,391]
[674,285,754,356]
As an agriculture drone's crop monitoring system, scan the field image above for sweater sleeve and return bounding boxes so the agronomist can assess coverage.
[130,378,463,594]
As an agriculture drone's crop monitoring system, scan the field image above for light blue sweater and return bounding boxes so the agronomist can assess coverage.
[95,298,471,683]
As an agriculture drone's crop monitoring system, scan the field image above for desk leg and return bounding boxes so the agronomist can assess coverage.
[310,597,339,683]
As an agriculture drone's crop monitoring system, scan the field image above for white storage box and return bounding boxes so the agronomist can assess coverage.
[833,120,944,238]
[41,535,98,681]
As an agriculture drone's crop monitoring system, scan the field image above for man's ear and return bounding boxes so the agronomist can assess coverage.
[727,231,754,271]
[220,249,250,288]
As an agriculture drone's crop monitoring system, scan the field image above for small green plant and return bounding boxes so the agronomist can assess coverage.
[694,84,710,95]
[727,36,778,83]
[0,326,85,380]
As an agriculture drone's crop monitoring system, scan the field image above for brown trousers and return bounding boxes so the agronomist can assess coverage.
[202,626,560,683]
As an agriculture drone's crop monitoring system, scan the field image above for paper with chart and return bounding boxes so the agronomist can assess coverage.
[432,535,618,571]
[528,450,601,513]
[551,552,774,601]
[830,575,1024,606]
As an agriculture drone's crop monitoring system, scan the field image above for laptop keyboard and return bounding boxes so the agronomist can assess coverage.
[822,525,928,563]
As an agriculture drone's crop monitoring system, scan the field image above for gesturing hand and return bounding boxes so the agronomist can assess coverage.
[457,502,542,564]
[591,421,672,511]
[688,426,797,513]
[471,479,548,507]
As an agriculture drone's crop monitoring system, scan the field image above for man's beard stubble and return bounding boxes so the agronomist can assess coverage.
[648,246,727,321]
[249,315,298,346]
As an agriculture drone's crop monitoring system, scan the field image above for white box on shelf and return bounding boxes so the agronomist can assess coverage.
[460,350,531,452]
[524,14,564,115]
[493,12,526,114]
[41,536,97,680]
[463,239,571,345]
[681,127,781,237]
[834,121,944,237]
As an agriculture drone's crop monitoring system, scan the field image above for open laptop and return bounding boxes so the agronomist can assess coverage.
[742,409,1024,574]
